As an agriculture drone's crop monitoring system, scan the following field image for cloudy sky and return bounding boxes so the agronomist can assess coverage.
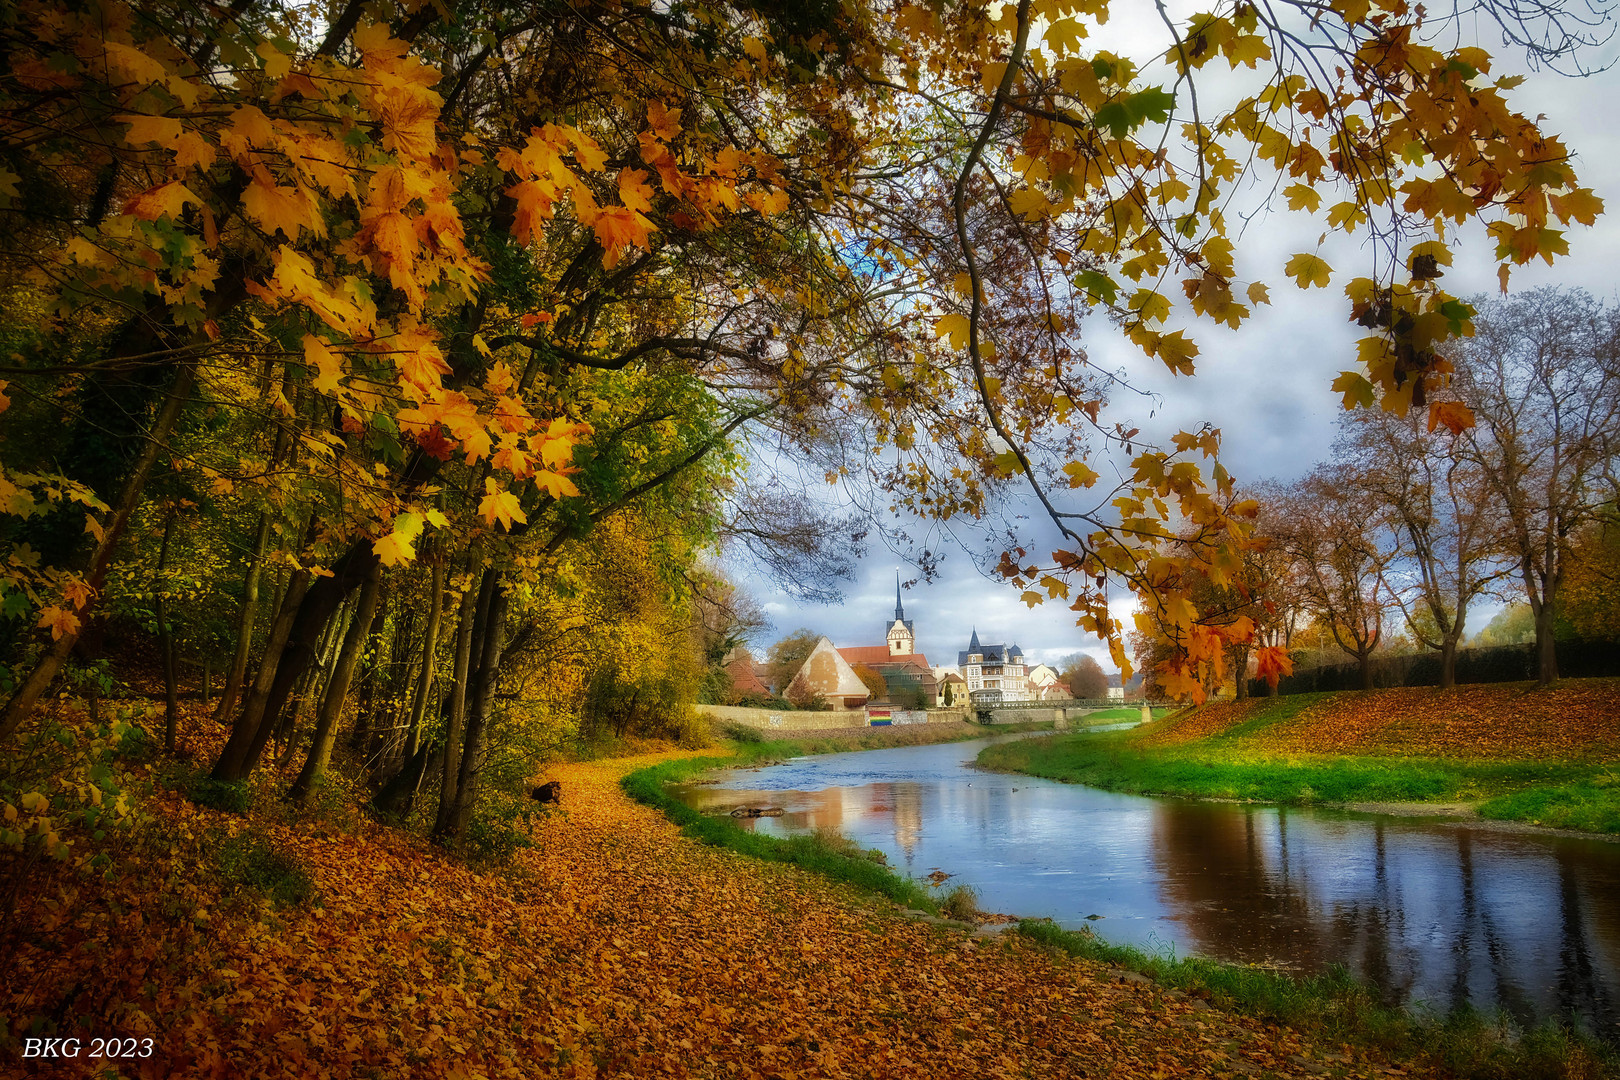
[725,14,1620,675]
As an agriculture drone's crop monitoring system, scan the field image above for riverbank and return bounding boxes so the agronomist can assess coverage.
[978,680,1620,833]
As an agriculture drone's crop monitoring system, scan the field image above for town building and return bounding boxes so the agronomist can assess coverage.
[784,636,872,708]
[834,575,937,706]
[1025,663,1070,701]
[958,629,1030,704]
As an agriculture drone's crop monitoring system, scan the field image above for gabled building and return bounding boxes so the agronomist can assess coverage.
[958,629,1029,703]
[785,636,872,708]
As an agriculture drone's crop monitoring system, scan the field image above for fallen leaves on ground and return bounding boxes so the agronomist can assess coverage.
[2,745,1455,1079]
[1148,680,1620,761]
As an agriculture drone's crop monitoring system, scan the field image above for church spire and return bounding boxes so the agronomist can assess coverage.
[894,569,904,621]
[969,627,980,650]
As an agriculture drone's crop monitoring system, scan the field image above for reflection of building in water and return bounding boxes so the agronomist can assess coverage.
[892,784,923,861]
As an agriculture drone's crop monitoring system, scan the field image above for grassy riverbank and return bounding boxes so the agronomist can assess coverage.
[978,681,1620,833]
[619,720,1056,915]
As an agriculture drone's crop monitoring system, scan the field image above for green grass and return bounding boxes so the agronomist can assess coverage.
[1017,920,1615,1080]
[980,731,1594,805]
[621,752,940,912]
[1071,706,1174,722]
[1480,777,1620,832]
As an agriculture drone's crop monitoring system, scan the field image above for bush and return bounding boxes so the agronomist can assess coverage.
[185,775,251,814]
[940,884,981,922]
[455,790,540,868]
[213,830,317,908]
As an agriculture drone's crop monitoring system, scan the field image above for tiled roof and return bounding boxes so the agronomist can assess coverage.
[838,646,930,668]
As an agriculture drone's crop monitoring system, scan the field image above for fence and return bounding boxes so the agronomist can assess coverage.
[1247,637,1620,697]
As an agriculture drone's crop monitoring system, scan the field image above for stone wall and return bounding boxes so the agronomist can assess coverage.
[696,703,972,732]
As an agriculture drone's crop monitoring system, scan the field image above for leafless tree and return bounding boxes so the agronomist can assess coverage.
[1336,409,1515,688]
[1453,288,1620,684]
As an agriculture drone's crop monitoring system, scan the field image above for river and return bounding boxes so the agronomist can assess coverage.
[669,731,1620,1035]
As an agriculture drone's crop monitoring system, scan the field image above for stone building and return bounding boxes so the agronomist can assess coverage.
[958,629,1029,704]
[784,636,871,708]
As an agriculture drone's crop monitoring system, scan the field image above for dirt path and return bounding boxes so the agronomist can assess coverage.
[7,751,1449,1079]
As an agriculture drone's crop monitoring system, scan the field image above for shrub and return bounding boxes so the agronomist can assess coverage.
[940,884,981,922]
[456,790,540,868]
[213,830,317,908]
[185,775,251,814]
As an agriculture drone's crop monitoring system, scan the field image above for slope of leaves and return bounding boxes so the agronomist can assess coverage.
[3,727,1488,1080]
[1195,681,1620,760]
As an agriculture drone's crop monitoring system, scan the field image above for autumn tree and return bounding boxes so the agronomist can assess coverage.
[1060,653,1110,699]
[766,630,820,694]
[1335,408,1513,688]
[1272,471,1400,690]
[1453,289,1620,683]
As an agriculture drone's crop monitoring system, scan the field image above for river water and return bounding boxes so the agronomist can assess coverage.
[669,732,1620,1034]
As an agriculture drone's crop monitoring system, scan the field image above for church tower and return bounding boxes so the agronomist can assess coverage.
[886,571,915,657]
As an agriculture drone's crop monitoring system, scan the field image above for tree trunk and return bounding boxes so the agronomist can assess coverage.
[213,564,312,780]
[1535,601,1560,685]
[404,559,446,760]
[225,538,382,780]
[1439,637,1459,690]
[0,365,196,742]
[350,587,391,751]
[287,561,383,805]
[156,509,180,753]
[434,575,480,837]
[1358,651,1374,691]
[447,572,509,839]
[213,512,272,723]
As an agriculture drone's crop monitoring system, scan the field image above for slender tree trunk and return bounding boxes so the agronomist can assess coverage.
[448,572,509,839]
[0,365,196,741]
[214,567,311,780]
[1358,651,1374,691]
[155,509,179,752]
[350,587,391,750]
[435,576,480,837]
[213,536,381,781]
[288,562,383,805]
[213,512,272,723]
[404,560,446,760]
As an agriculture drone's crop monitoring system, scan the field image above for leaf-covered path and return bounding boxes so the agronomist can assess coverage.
[11,751,1448,1079]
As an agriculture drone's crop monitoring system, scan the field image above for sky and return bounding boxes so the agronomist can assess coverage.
[724,12,1620,675]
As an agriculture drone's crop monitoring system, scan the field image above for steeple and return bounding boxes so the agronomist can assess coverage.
[969,627,980,651]
[894,569,905,621]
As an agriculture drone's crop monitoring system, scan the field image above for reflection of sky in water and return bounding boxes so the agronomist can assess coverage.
[672,735,1620,1034]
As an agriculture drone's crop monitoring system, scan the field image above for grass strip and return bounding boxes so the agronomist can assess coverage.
[980,732,1600,811]
[1017,920,1615,1080]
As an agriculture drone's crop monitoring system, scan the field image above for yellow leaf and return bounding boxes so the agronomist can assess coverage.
[535,471,580,499]
[479,478,527,530]
[1020,590,1044,608]
[1063,460,1099,488]
[303,335,344,395]
[122,180,200,222]
[119,113,182,148]
[934,313,970,350]
[1284,252,1331,288]
[1283,183,1321,212]
[1246,281,1270,305]
[372,531,415,567]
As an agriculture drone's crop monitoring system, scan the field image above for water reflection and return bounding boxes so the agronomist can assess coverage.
[672,736,1620,1033]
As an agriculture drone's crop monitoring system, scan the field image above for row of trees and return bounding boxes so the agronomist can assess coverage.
[1134,288,1619,697]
